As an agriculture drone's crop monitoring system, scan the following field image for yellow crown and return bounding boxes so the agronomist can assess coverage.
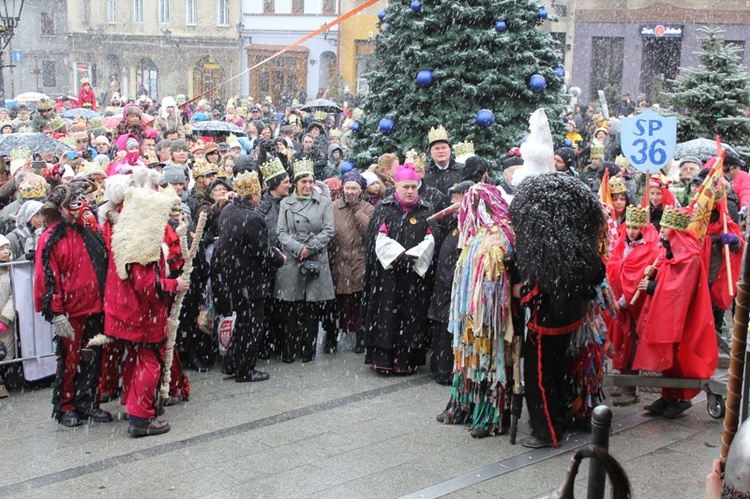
[215,168,229,179]
[17,125,33,134]
[661,206,691,231]
[192,159,218,178]
[49,115,66,132]
[428,124,450,146]
[19,176,47,199]
[144,151,160,167]
[260,157,287,183]
[404,149,426,172]
[313,110,328,122]
[10,147,32,163]
[159,184,180,199]
[191,139,205,154]
[89,117,103,130]
[59,134,77,148]
[453,141,475,162]
[625,205,648,227]
[328,128,341,139]
[75,161,106,177]
[233,170,261,197]
[293,158,315,179]
[226,133,238,144]
[590,143,605,159]
[609,177,627,195]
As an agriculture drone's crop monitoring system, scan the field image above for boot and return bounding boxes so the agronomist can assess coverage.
[354,331,364,354]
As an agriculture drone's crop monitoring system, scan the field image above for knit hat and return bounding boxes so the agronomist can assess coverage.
[461,156,490,183]
[0,234,9,250]
[361,171,378,187]
[93,135,110,146]
[678,156,702,169]
[323,177,342,195]
[554,147,577,171]
[125,137,139,151]
[341,170,366,191]
[161,163,187,184]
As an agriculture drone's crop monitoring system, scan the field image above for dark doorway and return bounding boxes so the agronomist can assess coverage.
[640,37,681,103]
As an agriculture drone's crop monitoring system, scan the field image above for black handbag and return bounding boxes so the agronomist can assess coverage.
[299,259,321,278]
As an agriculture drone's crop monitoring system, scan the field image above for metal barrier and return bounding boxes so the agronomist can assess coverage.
[0,259,56,381]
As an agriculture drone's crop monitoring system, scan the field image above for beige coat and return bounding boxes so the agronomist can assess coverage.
[0,266,15,360]
[329,198,373,295]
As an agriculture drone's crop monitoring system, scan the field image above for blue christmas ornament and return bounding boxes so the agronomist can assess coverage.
[553,66,565,78]
[494,20,507,32]
[416,69,434,88]
[563,139,572,147]
[378,118,395,135]
[340,161,355,174]
[384,23,391,31]
[529,74,546,93]
[350,121,362,133]
[410,0,422,12]
[378,10,386,21]
[538,8,548,20]
[475,109,495,128]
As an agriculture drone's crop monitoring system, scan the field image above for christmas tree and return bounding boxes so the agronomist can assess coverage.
[667,27,750,157]
[350,0,567,168]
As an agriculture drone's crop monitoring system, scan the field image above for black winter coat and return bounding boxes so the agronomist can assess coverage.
[424,158,464,195]
[214,198,284,311]
[427,219,459,323]
[257,190,284,248]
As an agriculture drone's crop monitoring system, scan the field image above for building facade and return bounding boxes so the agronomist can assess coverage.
[67,0,241,104]
[240,0,339,105]
[338,0,383,96]
[571,1,750,105]
[5,1,70,99]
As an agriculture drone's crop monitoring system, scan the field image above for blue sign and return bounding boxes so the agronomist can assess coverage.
[12,51,22,63]
[621,109,677,173]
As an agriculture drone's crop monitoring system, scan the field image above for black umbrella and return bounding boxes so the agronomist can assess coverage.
[61,108,102,120]
[300,99,342,113]
[190,120,246,137]
[0,133,74,156]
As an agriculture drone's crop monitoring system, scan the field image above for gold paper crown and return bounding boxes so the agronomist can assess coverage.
[19,177,47,199]
[159,184,180,199]
[661,206,691,231]
[404,149,426,172]
[37,98,54,111]
[144,151,160,167]
[89,117,103,130]
[609,177,627,195]
[226,133,238,144]
[453,141,475,160]
[215,168,229,179]
[192,159,218,178]
[293,158,315,179]
[313,111,328,122]
[590,143,605,159]
[75,161,106,177]
[260,157,286,183]
[49,115,66,132]
[17,125,33,134]
[233,170,261,197]
[60,134,77,148]
[73,115,87,126]
[190,139,205,154]
[428,124,449,145]
[328,129,341,139]
[184,123,193,136]
[625,205,648,227]
[10,147,32,163]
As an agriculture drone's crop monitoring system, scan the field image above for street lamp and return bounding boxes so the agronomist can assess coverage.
[0,0,25,102]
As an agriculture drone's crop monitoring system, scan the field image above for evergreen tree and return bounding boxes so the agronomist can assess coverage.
[351,0,567,168]
[667,27,750,157]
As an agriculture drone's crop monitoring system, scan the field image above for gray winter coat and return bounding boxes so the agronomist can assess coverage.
[274,190,335,302]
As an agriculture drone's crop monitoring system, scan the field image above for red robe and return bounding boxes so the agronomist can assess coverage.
[633,229,717,399]
[604,224,659,370]
[703,206,743,310]
[77,85,98,111]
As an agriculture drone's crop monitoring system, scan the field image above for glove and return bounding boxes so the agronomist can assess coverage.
[720,233,740,246]
[0,322,6,333]
[52,314,75,339]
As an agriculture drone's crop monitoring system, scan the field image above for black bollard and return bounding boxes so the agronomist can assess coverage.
[587,405,612,499]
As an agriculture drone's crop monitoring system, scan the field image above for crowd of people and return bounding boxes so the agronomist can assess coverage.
[0,89,741,446]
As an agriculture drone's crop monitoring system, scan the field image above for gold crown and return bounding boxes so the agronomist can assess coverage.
[192,159,218,178]
[184,123,193,135]
[10,147,32,163]
[233,170,261,197]
[260,157,287,183]
[404,149,426,172]
[428,124,449,145]
[661,206,691,231]
[215,168,229,179]
[625,205,648,227]
[191,139,205,154]
[89,117,103,130]
[73,115,87,125]
[313,111,327,122]
[144,151,160,167]
[75,161,106,177]
[453,141,475,160]
[17,125,33,134]
[37,98,54,111]
[226,133,238,144]
[293,158,315,179]
[159,184,180,199]
[49,115,66,132]
[609,177,627,195]
[328,128,341,139]
[590,143,605,159]
[19,177,47,199]
[60,134,77,148]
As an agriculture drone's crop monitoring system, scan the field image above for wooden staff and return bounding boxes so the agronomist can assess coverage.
[158,212,207,413]
[721,234,750,464]
[722,209,734,297]
[630,256,659,306]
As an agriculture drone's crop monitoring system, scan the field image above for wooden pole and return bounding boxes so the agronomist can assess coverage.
[722,209,734,297]
[629,256,660,306]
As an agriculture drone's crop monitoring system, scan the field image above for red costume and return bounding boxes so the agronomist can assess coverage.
[633,229,718,400]
[703,205,743,310]
[605,223,659,370]
[77,80,98,111]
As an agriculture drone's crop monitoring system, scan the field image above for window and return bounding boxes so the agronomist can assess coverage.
[41,12,55,35]
[134,0,143,23]
[263,0,274,14]
[322,0,336,14]
[108,0,116,23]
[159,0,170,23]
[42,61,56,87]
[292,0,303,14]
[591,36,624,103]
[186,0,197,25]
[217,0,229,25]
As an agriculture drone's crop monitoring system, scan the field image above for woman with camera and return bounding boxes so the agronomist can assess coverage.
[274,158,335,363]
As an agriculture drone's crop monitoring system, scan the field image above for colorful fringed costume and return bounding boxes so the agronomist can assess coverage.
[437,184,516,437]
